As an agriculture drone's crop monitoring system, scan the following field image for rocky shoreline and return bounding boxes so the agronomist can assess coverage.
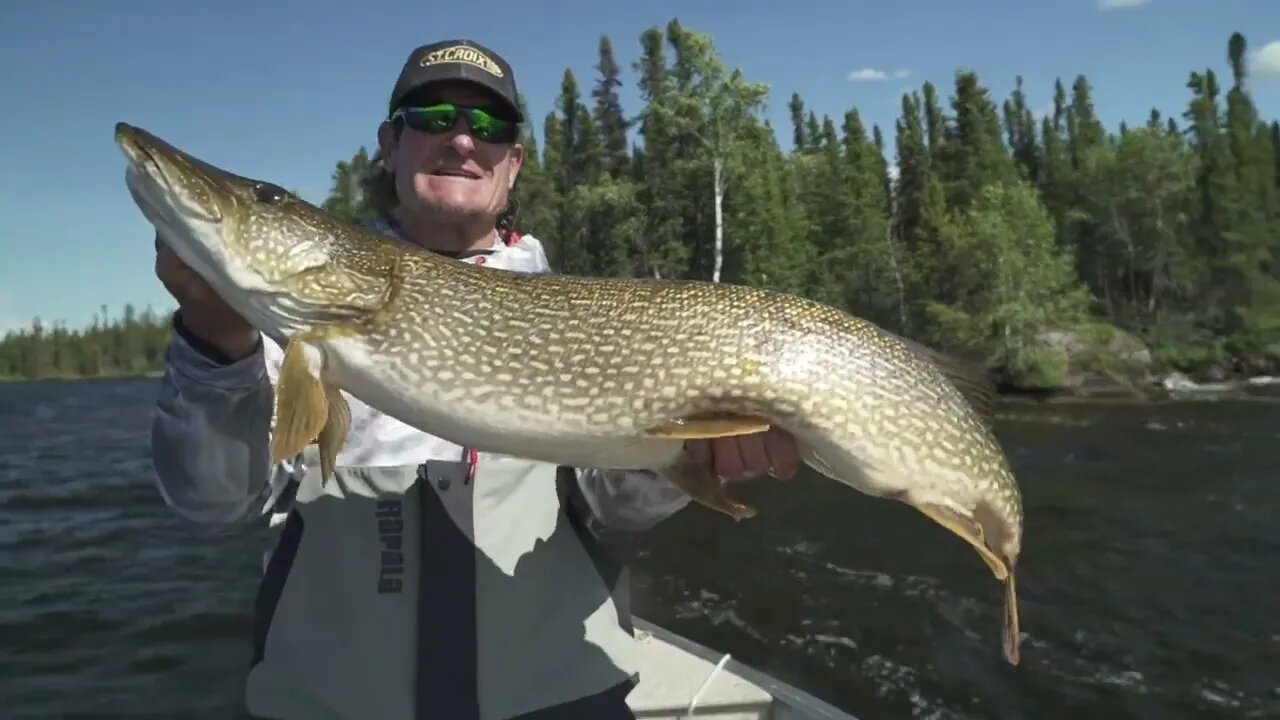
[1000,371,1280,404]
[993,324,1280,404]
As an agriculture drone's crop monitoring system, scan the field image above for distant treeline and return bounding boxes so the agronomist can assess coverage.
[0,305,173,380]
[5,22,1279,387]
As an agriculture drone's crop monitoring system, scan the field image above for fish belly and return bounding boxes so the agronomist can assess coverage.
[324,335,687,470]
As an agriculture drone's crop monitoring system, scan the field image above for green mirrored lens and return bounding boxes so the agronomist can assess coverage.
[466,111,504,139]
[407,105,459,132]
[399,103,516,142]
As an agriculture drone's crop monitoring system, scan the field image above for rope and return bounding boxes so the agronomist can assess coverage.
[683,652,732,718]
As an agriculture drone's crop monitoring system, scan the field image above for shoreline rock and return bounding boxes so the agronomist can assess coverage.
[991,323,1280,404]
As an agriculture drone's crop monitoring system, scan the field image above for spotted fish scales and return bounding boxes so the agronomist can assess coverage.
[115,121,1026,665]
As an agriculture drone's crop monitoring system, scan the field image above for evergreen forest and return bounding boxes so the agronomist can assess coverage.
[4,22,1278,397]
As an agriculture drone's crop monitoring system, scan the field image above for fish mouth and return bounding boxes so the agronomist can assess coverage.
[115,123,223,225]
[117,124,174,199]
[116,122,243,313]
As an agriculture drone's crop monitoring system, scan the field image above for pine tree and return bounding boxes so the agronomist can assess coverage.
[591,36,630,179]
[27,24,1280,389]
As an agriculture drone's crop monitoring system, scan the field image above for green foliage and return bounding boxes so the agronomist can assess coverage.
[922,181,1093,373]
[9,26,1278,389]
[1007,346,1070,390]
[0,305,173,381]
[321,146,375,223]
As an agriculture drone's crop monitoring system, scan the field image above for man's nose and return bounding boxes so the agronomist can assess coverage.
[447,129,476,153]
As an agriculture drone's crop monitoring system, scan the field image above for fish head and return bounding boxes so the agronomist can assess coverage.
[116,122,395,342]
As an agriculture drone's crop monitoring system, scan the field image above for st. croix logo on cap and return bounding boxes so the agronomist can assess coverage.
[419,44,504,78]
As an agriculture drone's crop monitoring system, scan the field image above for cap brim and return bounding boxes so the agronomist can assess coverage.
[393,69,522,122]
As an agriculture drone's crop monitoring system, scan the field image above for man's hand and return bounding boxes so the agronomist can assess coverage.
[684,426,801,482]
[154,232,259,361]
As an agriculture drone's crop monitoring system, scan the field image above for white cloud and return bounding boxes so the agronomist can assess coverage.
[1252,40,1280,81]
[1098,0,1150,8]
[850,67,911,82]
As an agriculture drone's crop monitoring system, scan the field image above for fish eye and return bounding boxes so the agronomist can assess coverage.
[253,182,288,205]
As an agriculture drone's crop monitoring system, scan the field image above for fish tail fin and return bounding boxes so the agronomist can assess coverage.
[1002,569,1020,665]
[912,499,1023,665]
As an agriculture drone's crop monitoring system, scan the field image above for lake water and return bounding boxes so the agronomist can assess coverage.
[1,377,1277,718]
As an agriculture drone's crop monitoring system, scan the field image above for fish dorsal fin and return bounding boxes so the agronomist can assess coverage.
[897,335,998,427]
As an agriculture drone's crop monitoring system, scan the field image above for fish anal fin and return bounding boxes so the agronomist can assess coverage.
[913,500,1008,581]
[271,338,330,466]
[644,411,772,439]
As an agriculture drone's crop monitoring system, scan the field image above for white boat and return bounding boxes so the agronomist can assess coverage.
[627,618,859,719]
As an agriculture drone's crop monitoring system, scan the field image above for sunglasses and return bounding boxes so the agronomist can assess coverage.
[391,103,520,144]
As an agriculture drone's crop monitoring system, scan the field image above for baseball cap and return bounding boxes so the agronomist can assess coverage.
[388,39,523,123]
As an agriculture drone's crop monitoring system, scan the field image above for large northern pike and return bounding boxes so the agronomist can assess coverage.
[116,121,1025,665]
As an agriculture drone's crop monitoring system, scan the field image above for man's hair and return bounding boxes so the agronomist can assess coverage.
[361,148,399,218]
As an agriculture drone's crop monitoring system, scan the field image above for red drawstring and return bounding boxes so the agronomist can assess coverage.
[459,227,516,483]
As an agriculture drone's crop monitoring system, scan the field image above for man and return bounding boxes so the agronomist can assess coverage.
[150,38,800,720]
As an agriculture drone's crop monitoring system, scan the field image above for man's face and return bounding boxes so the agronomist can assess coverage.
[378,81,524,222]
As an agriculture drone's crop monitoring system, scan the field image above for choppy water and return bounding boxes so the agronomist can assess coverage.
[1,378,1277,719]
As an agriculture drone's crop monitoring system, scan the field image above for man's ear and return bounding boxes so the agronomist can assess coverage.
[506,143,524,189]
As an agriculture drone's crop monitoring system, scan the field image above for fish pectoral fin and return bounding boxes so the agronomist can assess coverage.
[271,337,331,468]
[913,499,1021,666]
[644,411,772,439]
[316,384,352,485]
[659,452,757,520]
[913,500,1008,580]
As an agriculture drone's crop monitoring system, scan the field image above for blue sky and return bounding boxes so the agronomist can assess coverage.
[2,0,1278,334]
